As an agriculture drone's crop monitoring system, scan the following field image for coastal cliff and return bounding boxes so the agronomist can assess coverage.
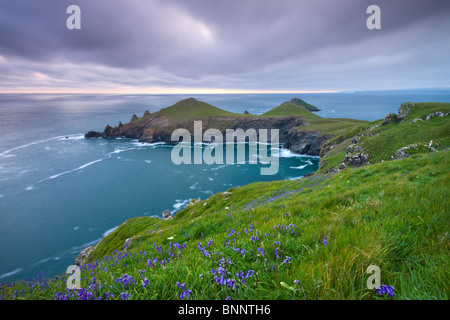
[85,97,343,157]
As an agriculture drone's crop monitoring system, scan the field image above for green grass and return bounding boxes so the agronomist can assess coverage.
[262,103,321,119]
[3,150,448,300]
[318,102,450,173]
[158,98,240,123]
[297,118,368,136]
[2,100,448,301]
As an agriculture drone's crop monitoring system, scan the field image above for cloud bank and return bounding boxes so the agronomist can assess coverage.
[0,0,449,93]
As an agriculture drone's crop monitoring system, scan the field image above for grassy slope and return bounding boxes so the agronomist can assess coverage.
[262,102,320,119]
[2,100,448,301]
[262,101,368,136]
[318,102,450,173]
[3,150,448,300]
[158,98,241,122]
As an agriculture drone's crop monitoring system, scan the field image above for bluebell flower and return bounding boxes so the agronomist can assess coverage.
[257,247,265,257]
[120,291,131,300]
[180,289,192,300]
[275,248,280,259]
[377,285,395,298]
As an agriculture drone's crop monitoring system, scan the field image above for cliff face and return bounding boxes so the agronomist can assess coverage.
[85,98,336,156]
[86,116,333,156]
[283,128,333,156]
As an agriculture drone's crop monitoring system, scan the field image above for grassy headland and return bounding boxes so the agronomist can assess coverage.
[2,100,449,300]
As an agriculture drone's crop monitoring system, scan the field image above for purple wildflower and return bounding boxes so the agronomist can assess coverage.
[176,282,187,290]
[283,256,292,264]
[142,277,149,288]
[120,291,131,300]
[257,247,265,257]
[323,236,328,246]
[180,289,192,300]
[377,285,395,298]
[275,248,280,259]
[116,274,135,287]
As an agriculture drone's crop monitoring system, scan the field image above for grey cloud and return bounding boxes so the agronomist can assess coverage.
[0,0,449,91]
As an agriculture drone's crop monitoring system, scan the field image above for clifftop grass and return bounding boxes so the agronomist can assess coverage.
[318,102,450,173]
[2,100,448,301]
[2,150,448,300]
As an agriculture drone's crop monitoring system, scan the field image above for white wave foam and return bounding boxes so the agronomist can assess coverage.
[0,134,84,158]
[109,147,136,155]
[0,268,23,280]
[131,141,167,148]
[57,134,85,141]
[144,160,152,164]
[290,164,307,170]
[211,163,234,171]
[277,148,302,158]
[39,159,103,182]
[25,185,34,191]
[171,199,192,213]
[189,182,199,190]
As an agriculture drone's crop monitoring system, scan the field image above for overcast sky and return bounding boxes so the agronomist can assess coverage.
[0,0,449,93]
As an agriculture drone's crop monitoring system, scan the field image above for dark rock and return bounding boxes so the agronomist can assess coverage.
[244,110,250,114]
[397,102,415,122]
[143,110,151,117]
[131,114,138,122]
[162,210,173,220]
[382,113,397,125]
[84,131,103,138]
[343,152,370,166]
[75,244,98,266]
[284,128,333,156]
[352,135,361,144]
[425,111,449,121]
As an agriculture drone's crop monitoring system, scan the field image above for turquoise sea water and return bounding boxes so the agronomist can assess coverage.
[0,91,449,282]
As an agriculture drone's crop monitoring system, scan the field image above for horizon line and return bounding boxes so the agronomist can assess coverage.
[0,88,340,95]
[0,86,448,95]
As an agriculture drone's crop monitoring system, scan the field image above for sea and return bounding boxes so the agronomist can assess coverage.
[0,91,449,283]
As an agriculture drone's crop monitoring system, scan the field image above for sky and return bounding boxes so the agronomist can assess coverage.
[0,0,449,94]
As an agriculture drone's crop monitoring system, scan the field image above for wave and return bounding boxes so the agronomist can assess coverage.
[0,134,84,158]
[38,159,103,182]
[57,134,85,141]
[211,163,234,171]
[130,140,167,148]
[189,182,199,190]
[171,199,192,214]
[0,268,24,280]
[289,164,307,170]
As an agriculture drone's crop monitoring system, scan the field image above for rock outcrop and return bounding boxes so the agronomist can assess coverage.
[162,210,173,220]
[75,244,98,266]
[284,129,333,156]
[84,98,336,158]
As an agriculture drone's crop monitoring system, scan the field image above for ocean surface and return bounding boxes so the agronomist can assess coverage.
[1,91,449,283]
